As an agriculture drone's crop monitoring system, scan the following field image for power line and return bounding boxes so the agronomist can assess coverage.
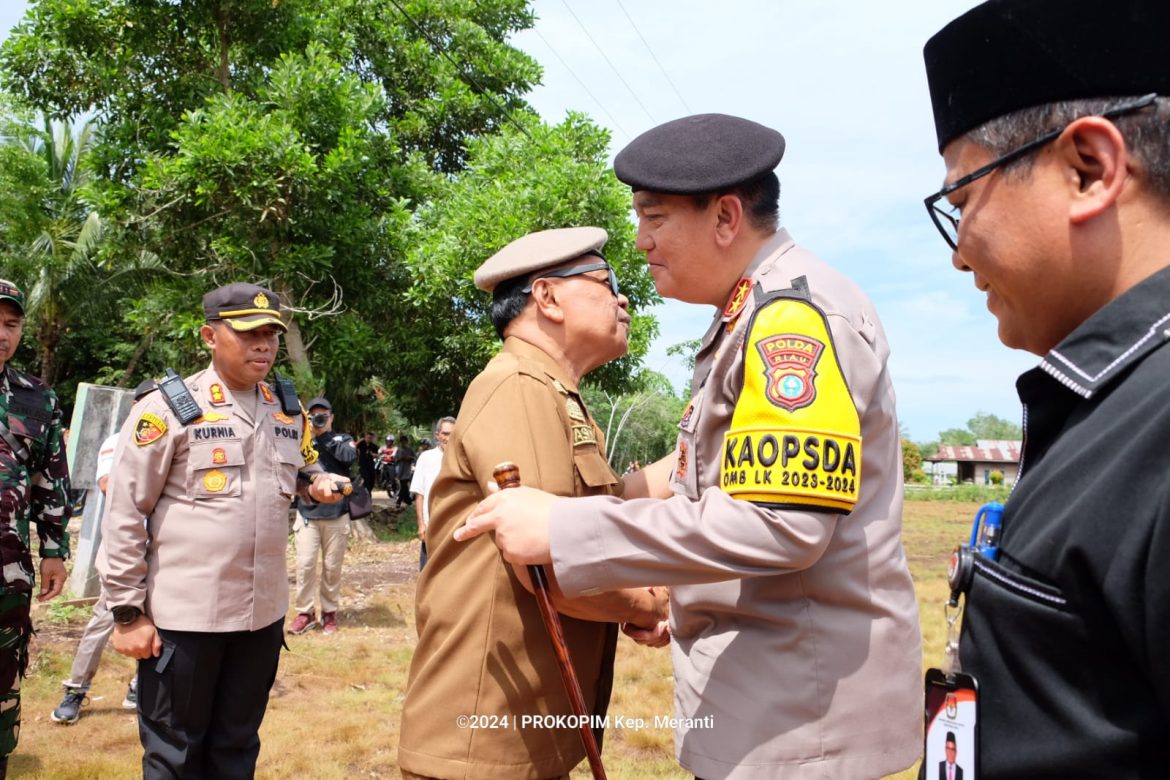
[559,0,658,125]
[614,0,692,114]
[531,27,631,140]
[385,0,536,143]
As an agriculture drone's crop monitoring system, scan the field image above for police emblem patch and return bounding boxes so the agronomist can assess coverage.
[254,292,269,309]
[134,413,167,446]
[203,469,228,492]
[211,447,227,465]
[259,383,274,403]
[757,334,824,411]
[208,384,227,406]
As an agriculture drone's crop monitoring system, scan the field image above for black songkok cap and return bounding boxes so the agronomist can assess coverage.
[925,0,1170,152]
[614,114,785,194]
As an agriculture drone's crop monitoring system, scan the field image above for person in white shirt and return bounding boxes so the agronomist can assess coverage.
[409,416,454,570]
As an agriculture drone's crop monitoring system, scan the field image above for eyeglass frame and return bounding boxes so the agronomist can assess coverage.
[521,258,620,297]
[923,93,1159,251]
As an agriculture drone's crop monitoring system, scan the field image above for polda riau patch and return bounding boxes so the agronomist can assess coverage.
[134,413,167,446]
[757,334,824,411]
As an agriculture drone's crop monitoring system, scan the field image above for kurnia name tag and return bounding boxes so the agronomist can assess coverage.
[720,296,861,512]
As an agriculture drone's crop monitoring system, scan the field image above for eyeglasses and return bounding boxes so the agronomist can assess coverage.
[924,93,1159,251]
[522,261,620,298]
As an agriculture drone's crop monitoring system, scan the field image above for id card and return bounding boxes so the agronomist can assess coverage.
[924,668,978,779]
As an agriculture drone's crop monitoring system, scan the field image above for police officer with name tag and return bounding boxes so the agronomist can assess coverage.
[99,282,348,779]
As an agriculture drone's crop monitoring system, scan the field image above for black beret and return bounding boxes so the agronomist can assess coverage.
[614,114,785,194]
[925,0,1170,151]
[203,282,287,332]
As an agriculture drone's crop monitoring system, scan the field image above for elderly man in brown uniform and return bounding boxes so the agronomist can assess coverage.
[397,227,668,780]
[458,116,922,779]
[100,282,347,780]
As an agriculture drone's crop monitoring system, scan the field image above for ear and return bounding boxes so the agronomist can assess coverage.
[713,194,745,248]
[199,323,217,349]
[528,279,566,324]
[1059,116,1130,224]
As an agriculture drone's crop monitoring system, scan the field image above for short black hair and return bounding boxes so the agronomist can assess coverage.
[945,731,956,745]
[689,171,780,233]
[490,275,530,340]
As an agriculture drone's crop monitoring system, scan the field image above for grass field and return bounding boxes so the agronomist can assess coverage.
[10,500,980,778]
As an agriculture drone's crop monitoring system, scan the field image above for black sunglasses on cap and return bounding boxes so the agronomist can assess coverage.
[521,260,620,298]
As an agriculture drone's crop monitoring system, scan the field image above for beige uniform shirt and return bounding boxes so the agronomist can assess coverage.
[99,365,321,632]
[550,230,922,779]
[399,338,621,780]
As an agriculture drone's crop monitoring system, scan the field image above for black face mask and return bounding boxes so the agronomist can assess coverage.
[310,413,329,428]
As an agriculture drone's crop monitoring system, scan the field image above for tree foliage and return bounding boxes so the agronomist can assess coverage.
[402,113,660,420]
[0,0,654,436]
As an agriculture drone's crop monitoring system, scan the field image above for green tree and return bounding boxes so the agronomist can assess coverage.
[901,437,927,484]
[0,0,557,425]
[583,371,683,470]
[937,427,976,446]
[966,411,1021,440]
[402,113,661,420]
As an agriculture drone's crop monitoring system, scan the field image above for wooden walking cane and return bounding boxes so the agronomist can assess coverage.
[492,462,608,780]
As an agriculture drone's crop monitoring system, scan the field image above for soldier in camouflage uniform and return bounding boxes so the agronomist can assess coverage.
[0,279,71,777]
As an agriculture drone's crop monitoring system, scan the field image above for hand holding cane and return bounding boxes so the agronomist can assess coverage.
[492,462,607,780]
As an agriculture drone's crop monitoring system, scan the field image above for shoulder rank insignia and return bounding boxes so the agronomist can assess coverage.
[566,397,586,423]
[722,278,753,322]
[572,424,596,446]
[134,413,167,446]
[203,469,227,492]
[675,440,688,482]
[259,382,274,404]
[208,384,228,406]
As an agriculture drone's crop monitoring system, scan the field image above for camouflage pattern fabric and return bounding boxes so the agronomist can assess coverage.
[0,365,71,758]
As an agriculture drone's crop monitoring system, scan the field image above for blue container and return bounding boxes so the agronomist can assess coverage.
[968,502,1004,561]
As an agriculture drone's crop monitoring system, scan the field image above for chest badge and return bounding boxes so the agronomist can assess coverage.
[757,333,824,411]
[273,411,294,424]
[211,447,227,466]
[134,413,167,446]
[195,411,230,424]
[208,384,228,406]
[566,397,586,423]
[203,469,228,492]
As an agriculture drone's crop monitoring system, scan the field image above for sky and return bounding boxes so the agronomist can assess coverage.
[0,0,1039,442]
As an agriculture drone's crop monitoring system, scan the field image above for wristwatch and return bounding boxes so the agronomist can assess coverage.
[112,605,143,625]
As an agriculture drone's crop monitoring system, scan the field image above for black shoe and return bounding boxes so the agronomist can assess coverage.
[51,687,87,724]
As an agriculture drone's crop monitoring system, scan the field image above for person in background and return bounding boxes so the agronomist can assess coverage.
[288,397,357,636]
[409,416,454,570]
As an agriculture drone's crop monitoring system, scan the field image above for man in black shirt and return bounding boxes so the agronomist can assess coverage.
[923,2,1170,775]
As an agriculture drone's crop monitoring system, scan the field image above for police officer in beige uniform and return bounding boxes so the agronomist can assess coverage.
[398,228,668,780]
[100,282,347,779]
[459,117,922,779]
